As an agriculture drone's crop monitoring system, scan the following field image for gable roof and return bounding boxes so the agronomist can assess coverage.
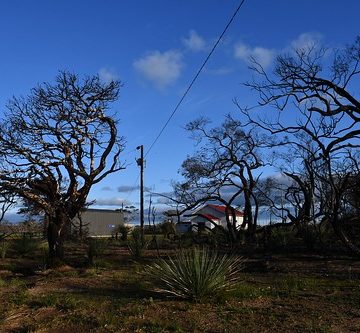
[207,204,243,217]
[200,213,220,221]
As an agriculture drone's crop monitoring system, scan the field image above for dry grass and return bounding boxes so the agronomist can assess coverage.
[0,241,359,332]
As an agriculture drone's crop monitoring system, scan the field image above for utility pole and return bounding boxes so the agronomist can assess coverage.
[136,145,144,242]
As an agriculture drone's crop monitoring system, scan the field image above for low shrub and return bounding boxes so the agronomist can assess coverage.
[147,247,245,301]
[13,235,40,257]
[159,221,176,239]
[31,293,79,311]
[231,283,270,299]
[38,243,51,271]
[0,240,10,259]
[272,275,319,295]
[87,238,108,266]
[128,228,148,258]
[8,289,29,305]
[177,231,195,248]
[112,224,131,241]
[267,226,296,250]
[0,278,6,288]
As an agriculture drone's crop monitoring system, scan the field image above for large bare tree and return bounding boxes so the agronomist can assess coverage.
[239,36,360,255]
[0,72,125,260]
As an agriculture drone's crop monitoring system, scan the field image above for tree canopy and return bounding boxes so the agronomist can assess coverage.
[0,72,125,259]
[238,36,360,254]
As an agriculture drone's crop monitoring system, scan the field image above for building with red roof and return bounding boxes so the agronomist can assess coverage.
[187,204,244,231]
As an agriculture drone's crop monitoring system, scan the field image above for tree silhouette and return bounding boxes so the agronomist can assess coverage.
[239,37,360,255]
[0,72,125,260]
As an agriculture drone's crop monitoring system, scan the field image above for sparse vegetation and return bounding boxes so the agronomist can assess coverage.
[13,235,40,258]
[87,238,108,266]
[114,224,131,241]
[267,226,296,251]
[0,243,359,332]
[0,14,359,333]
[0,240,9,259]
[128,228,148,258]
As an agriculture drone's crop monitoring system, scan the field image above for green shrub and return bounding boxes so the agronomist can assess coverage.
[87,238,108,266]
[13,235,40,257]
[9,289,29,305]
[128,228,148,258]
[0,240,10,259]
[9,277,28,288]
[0,278,6,288]
[32,293,79,310]
[272,275,320,296]
[298,224,321,250]
[147,247,245,301]
[159,221,176,239]
[209,226,232,247]
[55,294,79,311]
[178,231,195,248]
[39,243,50,271]
[268,226,296,250]
[115,224,131,241]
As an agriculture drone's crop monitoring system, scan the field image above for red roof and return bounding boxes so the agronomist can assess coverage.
[200,213,220,221]
[208,204,244,217]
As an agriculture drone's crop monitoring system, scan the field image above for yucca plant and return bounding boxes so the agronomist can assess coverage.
[147,247,245,301]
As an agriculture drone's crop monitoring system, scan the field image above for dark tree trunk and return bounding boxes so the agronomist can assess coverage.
[324,194,360,257]
[331,214,360,257]
[224,208,237,243]
[244,191,254,239]
[47,210,70,261]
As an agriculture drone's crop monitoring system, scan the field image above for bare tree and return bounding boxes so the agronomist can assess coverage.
[0,72,125,260]
[176,116,270,242]
[0,189,16,246]
[239,37,360,255]
[0,189,16,224]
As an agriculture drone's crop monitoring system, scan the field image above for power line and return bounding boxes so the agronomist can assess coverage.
[145,0,246,158]
[124,0,246,203]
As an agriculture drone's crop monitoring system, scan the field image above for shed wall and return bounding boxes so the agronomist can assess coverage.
[72,209,125,236]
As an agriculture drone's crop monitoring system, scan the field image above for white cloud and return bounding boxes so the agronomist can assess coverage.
[117,185,138,193]
[118,185,151,193]
[182,30,206,52]
[98,68,118,83]
[93,197,130,206]
[234,42,275,69]
[291,32,322,51]
[133,50,183,89]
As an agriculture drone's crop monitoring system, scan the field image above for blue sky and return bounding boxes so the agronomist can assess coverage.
[1,0,359,220]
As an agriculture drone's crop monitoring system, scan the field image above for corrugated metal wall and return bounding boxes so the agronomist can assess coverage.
[73,209,125,236]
